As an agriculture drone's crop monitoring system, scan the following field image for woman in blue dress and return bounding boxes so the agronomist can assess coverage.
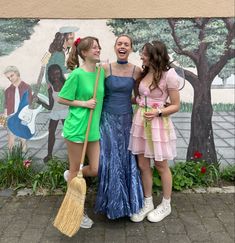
[95,35,144,219]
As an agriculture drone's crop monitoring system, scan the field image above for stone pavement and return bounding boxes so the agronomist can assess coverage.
[0,189,234,243]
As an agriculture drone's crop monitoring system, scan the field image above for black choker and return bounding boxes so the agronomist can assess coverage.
[117,60,128,64]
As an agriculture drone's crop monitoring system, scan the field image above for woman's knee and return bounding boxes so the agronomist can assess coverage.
[85,164,98,177]
[90,166,98,176]
[138,160,151,173]
[155,160,169,174]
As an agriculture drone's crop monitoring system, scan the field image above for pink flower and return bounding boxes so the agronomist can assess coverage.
[23,159,32,168]
[193,151,203,159]
[200,166,206,174]
[143,90,150,97]
[152,102,160,109]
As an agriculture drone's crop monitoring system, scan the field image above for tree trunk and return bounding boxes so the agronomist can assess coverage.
[186,81,217,163]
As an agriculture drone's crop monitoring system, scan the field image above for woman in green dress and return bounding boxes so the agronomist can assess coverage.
[58,36,105,228]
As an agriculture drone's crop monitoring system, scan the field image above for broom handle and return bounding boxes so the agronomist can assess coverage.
[80,66,101,167]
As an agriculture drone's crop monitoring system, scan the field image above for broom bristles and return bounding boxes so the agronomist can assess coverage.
[53,176,86,237]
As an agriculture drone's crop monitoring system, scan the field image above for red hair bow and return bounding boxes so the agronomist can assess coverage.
[74,37,81,46]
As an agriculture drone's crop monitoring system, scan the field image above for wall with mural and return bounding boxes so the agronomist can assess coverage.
[0,19,234,167]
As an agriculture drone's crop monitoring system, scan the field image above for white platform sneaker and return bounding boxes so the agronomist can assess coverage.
[147,201,171,222]
[63,170,94,229]
[130,196,154,222]
[63,170,69,182]
[80,213,94,229]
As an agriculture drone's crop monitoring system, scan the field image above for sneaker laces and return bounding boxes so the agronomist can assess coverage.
[153,204,169,215]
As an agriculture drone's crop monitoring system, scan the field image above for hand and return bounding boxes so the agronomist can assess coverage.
[83,99,97,109]
[32,94,39,103]
[144,110,157,121]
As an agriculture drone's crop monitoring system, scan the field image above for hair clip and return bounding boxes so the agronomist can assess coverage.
[74,37,81,47]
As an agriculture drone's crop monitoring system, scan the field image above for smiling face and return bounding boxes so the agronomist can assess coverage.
[50,69,61,83]
[83,40,101,63]
[114,35,132,61]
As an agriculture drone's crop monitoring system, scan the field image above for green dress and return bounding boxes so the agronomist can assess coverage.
[58,67,105,142]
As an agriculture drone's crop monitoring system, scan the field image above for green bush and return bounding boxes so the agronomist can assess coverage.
[0,144,35,189]
[153,157,221,192]
[220,165,235,182]
[32,158,68,193]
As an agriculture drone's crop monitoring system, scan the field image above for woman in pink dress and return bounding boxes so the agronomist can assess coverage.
[129,40,180,223]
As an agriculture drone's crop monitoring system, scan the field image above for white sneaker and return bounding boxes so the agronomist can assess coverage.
[63,170,69,182]
[147,203,171,222]
[80,213,94,229]
[130,197,154,222]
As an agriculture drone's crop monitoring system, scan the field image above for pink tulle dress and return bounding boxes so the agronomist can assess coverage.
[128,68,180,161]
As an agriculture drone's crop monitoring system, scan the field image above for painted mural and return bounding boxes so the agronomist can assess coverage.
[0,19,234,167]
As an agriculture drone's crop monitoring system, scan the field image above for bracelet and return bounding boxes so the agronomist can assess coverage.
[157,107,163,117]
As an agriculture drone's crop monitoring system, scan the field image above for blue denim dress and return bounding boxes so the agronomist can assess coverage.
[95,65,144,219]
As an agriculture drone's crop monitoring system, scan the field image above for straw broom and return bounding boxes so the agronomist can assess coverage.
[53,66,101,237]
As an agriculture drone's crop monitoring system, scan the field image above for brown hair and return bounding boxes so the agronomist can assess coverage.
[48,32,65,53]
[142,40,171,91]
[115,34,133,48]
[67,36,101,70]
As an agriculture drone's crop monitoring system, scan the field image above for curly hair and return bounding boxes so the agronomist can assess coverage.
[141,40,171,91]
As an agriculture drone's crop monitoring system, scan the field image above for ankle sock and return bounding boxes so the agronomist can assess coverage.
[162,197,171,206]
[145,196,153,202]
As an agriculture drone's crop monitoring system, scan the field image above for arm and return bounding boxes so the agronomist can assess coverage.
[144,90,180,121]
[36,87,53,110]
[58,97,97,109]
[132,66,142,104]
[101,63,110,78]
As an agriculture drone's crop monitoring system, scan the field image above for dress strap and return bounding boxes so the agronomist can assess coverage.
[132,65,136,78]
[109,63,112,75]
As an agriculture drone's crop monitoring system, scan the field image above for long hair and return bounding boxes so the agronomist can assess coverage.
[142,40,171,91]
[67,36,101,71]
[48,32,65,53]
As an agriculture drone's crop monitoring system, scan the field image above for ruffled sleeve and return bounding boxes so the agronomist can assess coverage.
[166,68,180,90]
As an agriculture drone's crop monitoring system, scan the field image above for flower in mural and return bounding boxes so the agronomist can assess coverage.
[23,159,32,168]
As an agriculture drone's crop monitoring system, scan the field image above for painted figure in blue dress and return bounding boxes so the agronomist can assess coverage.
[95,34,144,219]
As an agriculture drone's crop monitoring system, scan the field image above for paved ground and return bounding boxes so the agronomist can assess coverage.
[0,111,234,168]
[0,189,234,243]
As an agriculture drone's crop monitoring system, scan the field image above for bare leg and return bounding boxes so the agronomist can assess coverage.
[82,141,100,177]
[20,138,27,152]
[137,154,152,197]
[65,139,83,184]
[44,119,59,162]
[154,160,172,199]
[7,132,15,151]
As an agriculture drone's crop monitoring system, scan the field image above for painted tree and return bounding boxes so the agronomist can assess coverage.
[0,19,39,56]
[107,18,235,162]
